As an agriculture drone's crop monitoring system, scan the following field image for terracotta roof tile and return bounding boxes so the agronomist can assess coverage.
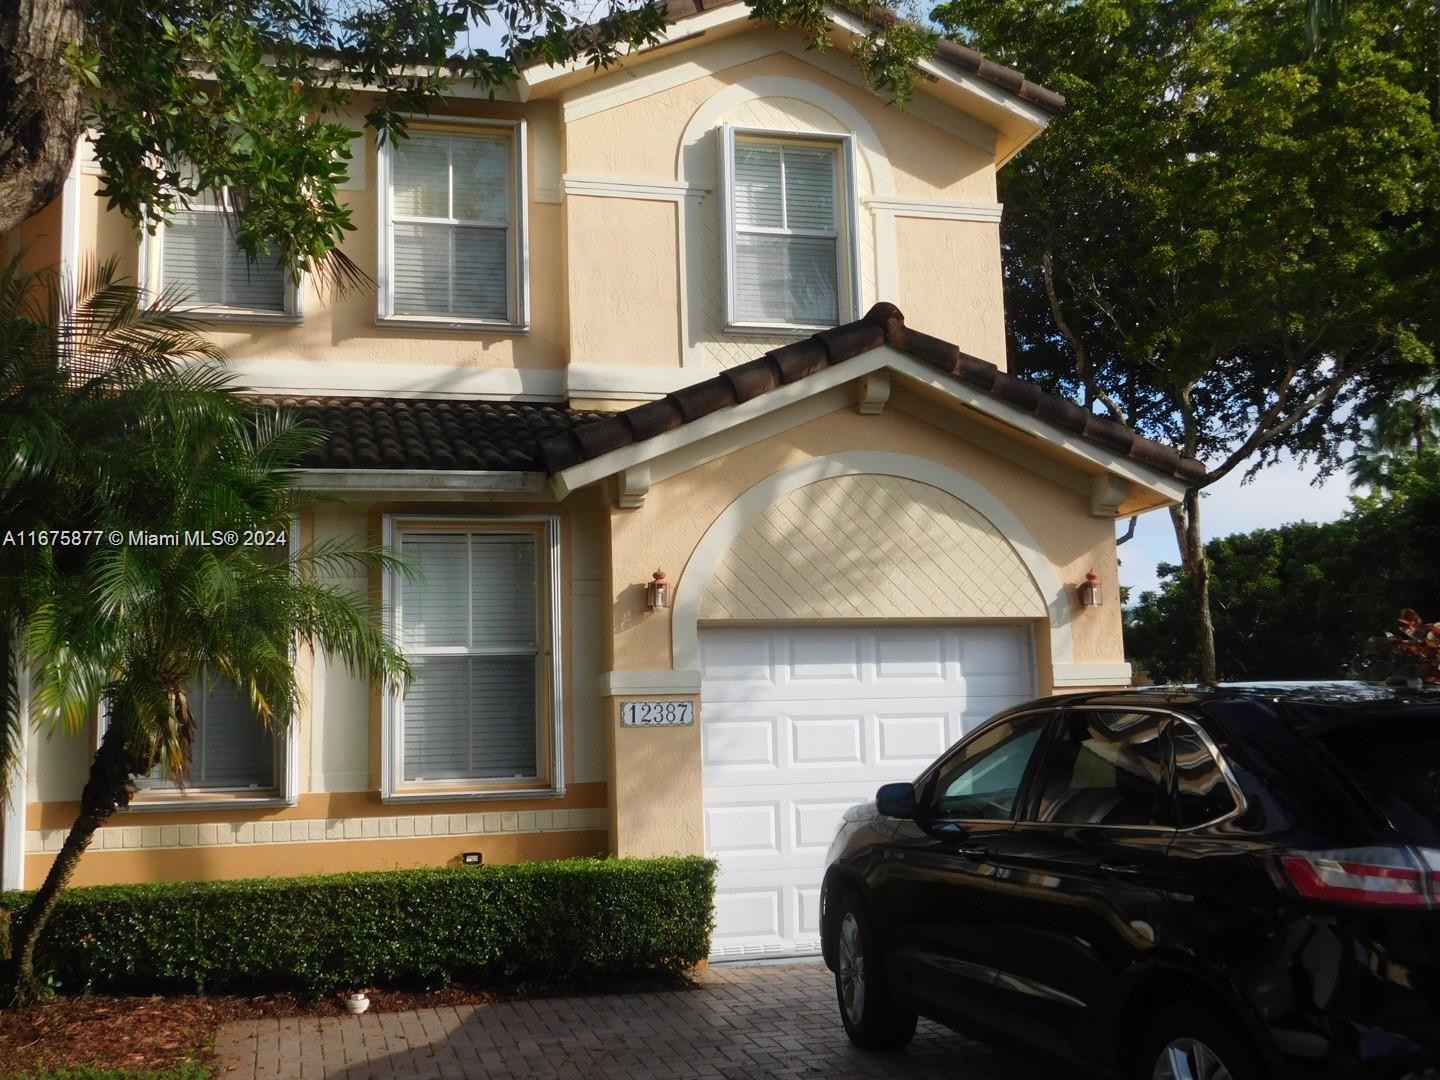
[259,397,606,472]
[536,303,1208,486]
[662,0,1065,115]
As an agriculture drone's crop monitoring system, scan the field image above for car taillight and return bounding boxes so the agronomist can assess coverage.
[1280,846,1434,909]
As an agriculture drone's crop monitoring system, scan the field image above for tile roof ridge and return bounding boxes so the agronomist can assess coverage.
[537,304,1206,485]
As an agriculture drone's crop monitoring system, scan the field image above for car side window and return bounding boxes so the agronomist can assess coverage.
[926,714,1048,821]
[1170,720,1238,827]
[1030,711,1172,828]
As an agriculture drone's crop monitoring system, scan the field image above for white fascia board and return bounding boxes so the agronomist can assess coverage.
[823,7,1052,131]
[295,469,547,494]
[552,345,1189,506]
[520,4,754,97]
[218,358,566,401]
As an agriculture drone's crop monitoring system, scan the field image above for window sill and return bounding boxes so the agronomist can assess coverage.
[166,309,302,326]
[723,321,837,338]
[375,315,530,335]
[120,792,294,813]
[382,784,562,805]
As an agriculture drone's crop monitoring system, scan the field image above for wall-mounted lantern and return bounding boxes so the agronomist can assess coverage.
[1079,570,1102,608]
[646,569,669,611]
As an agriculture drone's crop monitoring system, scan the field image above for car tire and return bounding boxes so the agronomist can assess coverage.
[830,887,917,1050]
[1133,1002,1264,1080]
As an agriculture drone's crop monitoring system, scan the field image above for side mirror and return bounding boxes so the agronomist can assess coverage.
[876,781,917,818]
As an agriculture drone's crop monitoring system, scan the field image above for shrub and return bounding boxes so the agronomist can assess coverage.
[0,857,715,996]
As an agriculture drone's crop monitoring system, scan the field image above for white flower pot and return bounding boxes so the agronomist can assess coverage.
[345,992,371,1015]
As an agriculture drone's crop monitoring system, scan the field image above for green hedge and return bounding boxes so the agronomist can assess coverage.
[0,857,715,996]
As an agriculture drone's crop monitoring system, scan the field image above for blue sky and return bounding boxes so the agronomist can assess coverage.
[1118,455,1355,599]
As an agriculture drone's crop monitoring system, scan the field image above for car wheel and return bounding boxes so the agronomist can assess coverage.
[831,888,917,1050]
[1135,1003,1263,1080]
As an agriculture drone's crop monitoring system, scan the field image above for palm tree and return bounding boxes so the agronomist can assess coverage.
[1347,391,1440,491]
[0,258,409,1003]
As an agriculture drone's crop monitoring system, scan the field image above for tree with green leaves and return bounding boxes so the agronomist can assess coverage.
[0,0,933,286]
[934,0,1440,684]
[0,258,410,1003]
[1127,449,1440,682]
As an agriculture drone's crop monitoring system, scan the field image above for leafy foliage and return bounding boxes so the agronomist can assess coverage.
[0,858,716,997]
[1125,453,1440,682]
[933,0,1440,682]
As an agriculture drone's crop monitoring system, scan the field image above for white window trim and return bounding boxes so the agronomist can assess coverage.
[138,190,303,324]
[376,116,530,333]
[101,517,302,812]
[720,124,862,334]
[380,514,564,803]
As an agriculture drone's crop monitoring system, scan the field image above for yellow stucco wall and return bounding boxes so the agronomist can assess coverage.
[62,30,1010,383]
[599,399,1124,858]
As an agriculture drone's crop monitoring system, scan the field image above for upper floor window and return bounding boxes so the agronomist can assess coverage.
[146,188,296,318]
[378,123,528,329]
[721,128,859,332]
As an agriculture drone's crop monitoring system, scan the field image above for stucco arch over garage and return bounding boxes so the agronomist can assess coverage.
[673,451,1074,671]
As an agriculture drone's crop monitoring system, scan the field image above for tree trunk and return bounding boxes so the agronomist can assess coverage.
[2,719,135,1004]
[0,0,87,237]
[1170,488,1218,685]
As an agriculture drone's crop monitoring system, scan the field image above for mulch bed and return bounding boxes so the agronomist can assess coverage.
[0,974,695,1076]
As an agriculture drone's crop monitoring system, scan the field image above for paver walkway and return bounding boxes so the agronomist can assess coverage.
[214,960,1044,1079]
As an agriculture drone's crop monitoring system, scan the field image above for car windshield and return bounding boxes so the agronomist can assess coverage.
[1320,719,1440,843]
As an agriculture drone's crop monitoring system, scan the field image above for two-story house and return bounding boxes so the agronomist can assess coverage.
[1,0,1201,959]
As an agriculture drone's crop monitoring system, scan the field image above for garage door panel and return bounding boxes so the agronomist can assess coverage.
[875,711,951,763]
[705,802,781,855]
[789,632,862,681]
[703,624,1035,959]
[702,715,779,768]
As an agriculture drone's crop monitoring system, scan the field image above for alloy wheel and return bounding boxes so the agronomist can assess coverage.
[836,911,866,1025]
[1152,1038,1235,1080]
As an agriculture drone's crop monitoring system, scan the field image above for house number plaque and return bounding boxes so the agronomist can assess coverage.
[620,700,695,727]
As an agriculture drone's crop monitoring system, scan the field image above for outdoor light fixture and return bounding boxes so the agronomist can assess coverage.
[646,569,669,611]
[1079,570,1102,608]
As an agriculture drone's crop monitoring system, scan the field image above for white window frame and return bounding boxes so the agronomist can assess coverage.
[100,518,302,812]
[376,117,530,332]
[720,125,862,334]
[139,188,302,323]
[380,514,564,802]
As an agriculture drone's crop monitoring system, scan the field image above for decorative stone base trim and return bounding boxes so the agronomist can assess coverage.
[26,808,608,854]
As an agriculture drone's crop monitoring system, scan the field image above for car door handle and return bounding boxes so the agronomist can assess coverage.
[1100,862,1142,878]
[958,843,989,861]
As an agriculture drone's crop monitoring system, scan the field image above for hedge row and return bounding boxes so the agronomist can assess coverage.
[0,857,715,996]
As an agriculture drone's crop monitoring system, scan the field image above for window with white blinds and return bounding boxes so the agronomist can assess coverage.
[394,529,543,784]
[726,133,847,328]
[137,669,278,791]
[384,129,517,324]
[159,189,290,314]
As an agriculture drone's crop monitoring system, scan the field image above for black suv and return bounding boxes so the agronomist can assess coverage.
[819,686,1440,1079]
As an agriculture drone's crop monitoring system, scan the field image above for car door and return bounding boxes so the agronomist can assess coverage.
[973,709,1181,1062]
[874,710,1051,1026]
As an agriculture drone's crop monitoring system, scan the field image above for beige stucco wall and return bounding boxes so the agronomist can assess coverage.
[61,30,1010,384]
[601,399,1124,858]
[699,473,1047,621]
[19,491,616,886]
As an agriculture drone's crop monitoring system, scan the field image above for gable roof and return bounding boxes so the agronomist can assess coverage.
[659,0,1065,116]
[537,303,1207,485]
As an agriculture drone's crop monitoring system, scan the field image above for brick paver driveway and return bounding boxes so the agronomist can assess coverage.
[215,960,1045,1079]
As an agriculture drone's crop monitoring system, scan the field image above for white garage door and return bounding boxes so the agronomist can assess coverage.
[700,624,1035,960]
